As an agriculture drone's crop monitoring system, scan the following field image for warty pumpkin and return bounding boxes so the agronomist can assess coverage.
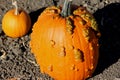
[30,0,100,80]
[2,0,31,38]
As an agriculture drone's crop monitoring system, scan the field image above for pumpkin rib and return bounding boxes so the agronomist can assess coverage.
[46,16,67,79]
[73,17,86,79]
[74,16,94,78]
[56,19,66,80]
[48,18,55,75]
[80,27,91,78]
[64,18,71,80]
[75,23,85,79]
[63,18,69,80]
[68,35,76,80]
[74,29,84,80]
[63,23,68,80]
[50,23,55,76]
[68,17,84,79]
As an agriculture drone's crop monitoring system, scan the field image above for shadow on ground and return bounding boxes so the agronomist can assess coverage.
[93,3,120,75]
[28,7,46,34]
[29,7,46,26]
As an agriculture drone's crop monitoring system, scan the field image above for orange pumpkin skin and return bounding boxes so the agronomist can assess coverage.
[30,6,100,80]
[2,9,31,38]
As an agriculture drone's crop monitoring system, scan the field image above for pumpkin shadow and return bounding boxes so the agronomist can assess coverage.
[28,7,46,34]
[92,3,120,76]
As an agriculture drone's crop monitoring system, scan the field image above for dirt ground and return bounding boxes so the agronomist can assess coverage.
[0,0,120,80]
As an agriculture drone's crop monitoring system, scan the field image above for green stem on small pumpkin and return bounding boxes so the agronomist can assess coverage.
[12,0,19,15]
[61,0,72,17]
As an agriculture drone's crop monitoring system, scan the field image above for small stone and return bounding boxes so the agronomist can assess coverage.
[0,49,6,60]
[90,0,100,5]
[0,24,2,33]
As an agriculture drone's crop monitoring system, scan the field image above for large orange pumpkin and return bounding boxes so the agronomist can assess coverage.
[2,1,31,38]
[30,0,100,80]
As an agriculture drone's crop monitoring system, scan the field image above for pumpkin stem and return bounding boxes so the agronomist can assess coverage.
[12,0,19,15]
[61,0,72,17]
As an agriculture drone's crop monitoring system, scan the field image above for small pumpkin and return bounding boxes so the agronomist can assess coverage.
[30,0,100,80]
[2,0,31,38]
